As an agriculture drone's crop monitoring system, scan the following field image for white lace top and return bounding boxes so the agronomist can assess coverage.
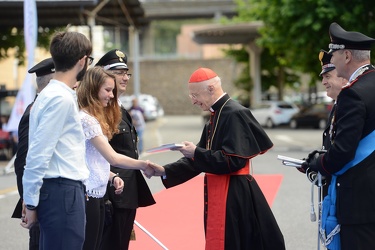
[79,110,110,198]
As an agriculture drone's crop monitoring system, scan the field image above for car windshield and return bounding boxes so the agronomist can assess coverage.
[278,104,295,109]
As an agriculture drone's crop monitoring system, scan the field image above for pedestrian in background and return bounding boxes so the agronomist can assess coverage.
[130,98,146,154]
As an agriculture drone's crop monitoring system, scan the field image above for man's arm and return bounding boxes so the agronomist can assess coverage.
[23,96,69,206]
[14,104,32,198]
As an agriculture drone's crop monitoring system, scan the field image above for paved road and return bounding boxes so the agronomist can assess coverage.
[0,115,324,250]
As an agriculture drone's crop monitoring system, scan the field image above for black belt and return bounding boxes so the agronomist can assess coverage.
[43,177,83,188]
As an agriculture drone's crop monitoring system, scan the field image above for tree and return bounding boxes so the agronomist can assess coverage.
[0,27,53,65]
[251,0,375,80]
[225,0,375,103]
[223,45,299,102]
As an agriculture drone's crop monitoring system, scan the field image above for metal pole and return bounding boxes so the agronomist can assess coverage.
[317,172,322,250]
[134,220,168,250]
[116,0,140,99]
[132,27,141,99]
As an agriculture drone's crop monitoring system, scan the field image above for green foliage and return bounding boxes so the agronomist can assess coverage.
[0,28,25,64]
[153,20,180,55]
[222,46,252,95]
[246,0,375,82]
[152,19,214,55]
[0,27,53,65]
[224,0,375,100]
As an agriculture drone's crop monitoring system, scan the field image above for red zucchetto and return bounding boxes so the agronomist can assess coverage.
[188,67,218,83]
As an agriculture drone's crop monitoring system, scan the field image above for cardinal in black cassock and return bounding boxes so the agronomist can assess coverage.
[156,68,285,250]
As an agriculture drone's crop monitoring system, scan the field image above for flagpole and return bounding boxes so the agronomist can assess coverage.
[4,0,37,132]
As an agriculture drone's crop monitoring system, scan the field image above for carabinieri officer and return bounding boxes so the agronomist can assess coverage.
[304,22,375,250]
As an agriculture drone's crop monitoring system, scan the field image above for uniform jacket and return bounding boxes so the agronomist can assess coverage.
[322,104,335,151]
[319,103,335,197]
[106,107,155,209]
[315,65,375,224]
[12,103,33,218]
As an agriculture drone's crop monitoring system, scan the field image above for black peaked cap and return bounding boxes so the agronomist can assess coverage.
[28,58,55,77]
[95,49,128,70]
[328,22,375,53]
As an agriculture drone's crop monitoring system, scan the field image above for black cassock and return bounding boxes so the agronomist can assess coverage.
[162,94,285,250]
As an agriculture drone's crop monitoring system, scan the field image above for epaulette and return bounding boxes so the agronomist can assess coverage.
[342,67,375,90]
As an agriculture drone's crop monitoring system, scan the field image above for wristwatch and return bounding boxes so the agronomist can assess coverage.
[26,204,37,210]
[111,173,120,186]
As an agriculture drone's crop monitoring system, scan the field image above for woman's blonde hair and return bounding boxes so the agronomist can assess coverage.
[77,66,121,139]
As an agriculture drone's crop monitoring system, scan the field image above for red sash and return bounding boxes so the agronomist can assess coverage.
[205,161,250,250]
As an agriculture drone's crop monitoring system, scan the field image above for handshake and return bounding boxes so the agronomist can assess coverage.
[142,161,166,179]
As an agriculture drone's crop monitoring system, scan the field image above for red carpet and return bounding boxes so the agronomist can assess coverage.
[129,174,283,250]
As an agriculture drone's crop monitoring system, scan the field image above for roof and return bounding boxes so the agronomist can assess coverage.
[192,22,263,44]
[0,0,148,29]
[141,0,237,20]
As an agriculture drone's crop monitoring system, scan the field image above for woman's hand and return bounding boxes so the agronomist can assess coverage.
[113,176,124,195]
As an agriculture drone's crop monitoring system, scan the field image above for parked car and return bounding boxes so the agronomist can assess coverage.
[286,91,333,106]
[289,103,333,129]
[119,94,164,121]
[250,101,300,128]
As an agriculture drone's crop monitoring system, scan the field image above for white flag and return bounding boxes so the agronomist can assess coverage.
[4,0,37,132]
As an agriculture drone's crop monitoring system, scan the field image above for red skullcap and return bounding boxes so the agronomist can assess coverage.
[188,68,218,83]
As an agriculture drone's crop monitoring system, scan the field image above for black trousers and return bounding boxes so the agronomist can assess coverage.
[101,208,136,250]
[83,197,105,250]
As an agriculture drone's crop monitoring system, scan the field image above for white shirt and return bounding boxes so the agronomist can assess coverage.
[349,64,371,82]
[80,111,110,198]
[209,92,227,112]
[23,79,89,206]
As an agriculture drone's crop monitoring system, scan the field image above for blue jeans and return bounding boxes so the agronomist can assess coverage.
[38,178,86,250]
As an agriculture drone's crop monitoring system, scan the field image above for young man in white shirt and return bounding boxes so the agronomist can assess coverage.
[21,31,92,250]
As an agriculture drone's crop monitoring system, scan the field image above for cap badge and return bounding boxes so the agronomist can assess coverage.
[319,51,324,65]
[116,50,125,62]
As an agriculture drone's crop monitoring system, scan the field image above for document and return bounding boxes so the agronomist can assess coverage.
[277,155,305,167]
[146,143,184,153]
